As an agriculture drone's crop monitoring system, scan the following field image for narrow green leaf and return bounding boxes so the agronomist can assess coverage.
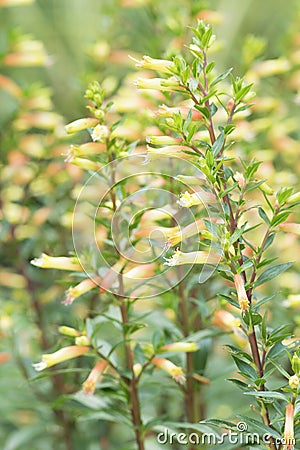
[211,68,233,86]
[256,262,294,286]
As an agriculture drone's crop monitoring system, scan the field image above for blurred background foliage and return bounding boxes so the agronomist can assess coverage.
[0,0,299,449]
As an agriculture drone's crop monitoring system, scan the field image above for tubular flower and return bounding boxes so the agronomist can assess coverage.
[133,55,175,73]
[160,342,198,353]
[82,360,108,395]
[178,190,216,207]
[140,207,175,224]
[33,346,90,371]
[146,135,182,146]
[63,277,101,305]
[58,326,82,337]
[157,104,203,120]
[134,224,179,240]
[68,157,102,171]
[234,274,250,314]
[65,118,98,134]
[152,357,186,384]
[146,145,197,161]
[123,263,156,280]
[279,223,300,236]
[165,249,222,267]
[65,143,106,162]
[31,253,82,271]
[166,219,208,248]
[212,310,241,332]
[283,404,295,450]
[135,76,181,92]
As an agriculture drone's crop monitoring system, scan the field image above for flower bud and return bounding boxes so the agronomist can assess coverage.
[75,336,91,346]
[258,181,274,195]
[292,353,300,375]
[65,118,98,134]
[91,124,110,142]
[289,374,299,390]
[160,342,198,353]
[58,326,81,337]
[286,192,300,204]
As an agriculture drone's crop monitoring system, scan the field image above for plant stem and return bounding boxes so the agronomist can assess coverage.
[117,276,145,450]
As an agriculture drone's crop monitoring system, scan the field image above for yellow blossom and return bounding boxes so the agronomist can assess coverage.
[31,253,82,271]
[164,249,222,267]
[33,346,89,371]
[160,342,198,352]
[152,357,186,384]
[63,277,101,305]
[178,190,216,207]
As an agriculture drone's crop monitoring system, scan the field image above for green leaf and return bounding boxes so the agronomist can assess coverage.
[256,262,294,286]
[237,415,282,440]
[211,68,233,86]
[258,207,270,225]
[194,104,210,119]
[212,131,225,156]
[244,391,288,402]
[271,212,291,227]
[232,355,257,380]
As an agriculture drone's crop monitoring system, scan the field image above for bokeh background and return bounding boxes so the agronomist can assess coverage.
[1,1,299,449]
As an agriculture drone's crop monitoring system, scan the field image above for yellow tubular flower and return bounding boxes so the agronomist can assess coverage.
[146,135,182,146]
[30,253,82,271]
[135,77,181,92]
[146,145,197,161]
[65,118,98,134]
[82,360,108,395]
[152,357,186,384]
[165,219,206,248]
[178,190,216,207]
[157,104,203,120]
[33,346,90,371]
[212,310,241,332]
[63,277,101,305]
[164,249,222,267]
[133,55,175,73]
[234,274,250,314]
[160,342,198,352]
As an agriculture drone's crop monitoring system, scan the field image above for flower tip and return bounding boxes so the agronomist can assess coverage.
[33,361,47,372]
